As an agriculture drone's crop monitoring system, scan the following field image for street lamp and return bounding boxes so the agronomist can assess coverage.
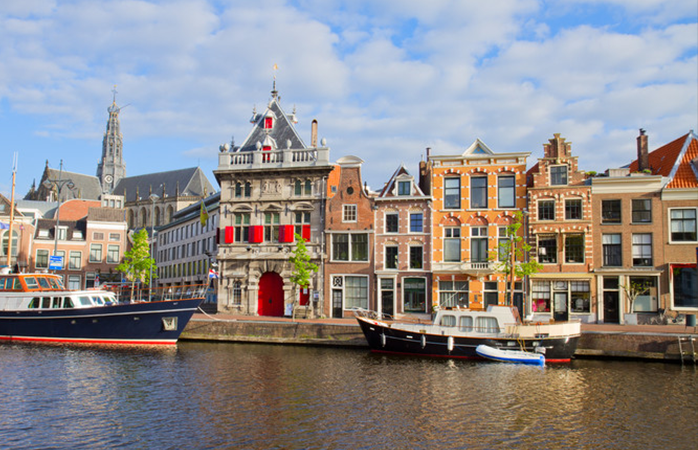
[43,160,75,271]
[149,194,159,300]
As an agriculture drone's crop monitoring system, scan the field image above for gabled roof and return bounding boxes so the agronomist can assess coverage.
[629,131,698,189]
[33,166,103,201]
[112,167,215,203]
[236,91,306,153]
[378,164,426,198]
[463,138,494,156]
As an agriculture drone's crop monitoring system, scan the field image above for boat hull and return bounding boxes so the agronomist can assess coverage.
[0,298,202,345]
[357,316,579,363]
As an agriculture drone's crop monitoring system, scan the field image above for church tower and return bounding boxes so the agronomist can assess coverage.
[96,87,127,194]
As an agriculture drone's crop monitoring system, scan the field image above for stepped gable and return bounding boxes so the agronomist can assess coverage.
[112,167,215,202]
[628,132,698,189]
[235,89,306,153]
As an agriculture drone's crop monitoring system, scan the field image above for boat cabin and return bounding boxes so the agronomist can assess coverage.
[434,306,520,335]
[0,274,65,292]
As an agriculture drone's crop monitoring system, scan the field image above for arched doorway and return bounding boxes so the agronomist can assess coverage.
[258,272,284,316]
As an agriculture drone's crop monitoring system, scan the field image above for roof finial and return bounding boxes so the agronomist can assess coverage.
[271,63,279,98]
[112,85,118,104]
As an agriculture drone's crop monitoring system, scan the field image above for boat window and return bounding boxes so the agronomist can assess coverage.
[38,277,51,289]
[52,298,62,308]
[41,297,51,309]
[25,277,39,289]
[48,278,63,289]
[64,298,74,308]
[440,315,456,327]
[0,277,6,289]
[78,296,93,306]
[459,316,473,332]
[476,317,500,334]
[12,278,21,290]
[29,297,40,309]
[91,296,105,306]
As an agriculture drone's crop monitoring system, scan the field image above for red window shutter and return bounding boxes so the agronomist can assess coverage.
[264,117,273,129]
[249,225,263,243]
[262,145,271,151]
[279,225,294,243]
[301,224,311,241]
[224,226,235,244]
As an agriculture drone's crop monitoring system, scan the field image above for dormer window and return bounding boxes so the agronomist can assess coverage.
[398,181,411,196]
[264,116,273,129]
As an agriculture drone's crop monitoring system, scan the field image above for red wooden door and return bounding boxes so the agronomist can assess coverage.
[299,287,310,306]
[258,272,284,316]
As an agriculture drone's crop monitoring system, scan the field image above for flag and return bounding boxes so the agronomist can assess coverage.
[208,268,219,279]
[94,274,100,286]
[200,200,209,226]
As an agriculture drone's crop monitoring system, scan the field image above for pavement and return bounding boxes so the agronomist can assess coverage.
[192,311,698,336]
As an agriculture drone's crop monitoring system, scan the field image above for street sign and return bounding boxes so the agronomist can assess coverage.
[49,255,63,270]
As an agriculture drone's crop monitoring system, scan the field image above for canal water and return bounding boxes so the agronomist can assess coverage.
[1,342,696,450]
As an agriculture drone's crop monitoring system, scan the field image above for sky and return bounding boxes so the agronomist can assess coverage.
[1,0,697,198]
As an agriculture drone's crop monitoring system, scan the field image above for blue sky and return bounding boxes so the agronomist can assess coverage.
[1,0,696,197]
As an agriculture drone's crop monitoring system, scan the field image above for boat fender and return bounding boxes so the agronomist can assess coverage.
[421,335,426,349]
[447,336,454,353]
[380,333,386,348]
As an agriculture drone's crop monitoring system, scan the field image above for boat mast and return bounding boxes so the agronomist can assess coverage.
[6,153,17,270]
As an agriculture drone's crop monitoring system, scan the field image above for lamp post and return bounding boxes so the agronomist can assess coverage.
[149,194,159,300]
[43,160,75,272]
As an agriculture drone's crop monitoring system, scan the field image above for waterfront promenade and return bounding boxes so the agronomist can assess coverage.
[181,312,698,362]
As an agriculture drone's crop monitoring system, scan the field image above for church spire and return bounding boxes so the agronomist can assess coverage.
[97,86,127,195]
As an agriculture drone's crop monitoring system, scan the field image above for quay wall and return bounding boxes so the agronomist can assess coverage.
[181,318,698,362]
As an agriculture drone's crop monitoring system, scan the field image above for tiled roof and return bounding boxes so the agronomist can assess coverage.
[629,132,698,189]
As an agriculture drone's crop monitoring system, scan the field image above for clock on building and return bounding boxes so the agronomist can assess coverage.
[104,174,113,184]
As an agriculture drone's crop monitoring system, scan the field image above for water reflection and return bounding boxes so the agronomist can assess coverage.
[1,342,696,449]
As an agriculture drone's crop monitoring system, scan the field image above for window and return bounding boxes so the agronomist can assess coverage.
[602,234,622,266]
[398,181,411,195]
[69,251,82,270]
[305,180,312,195]
[343,205,357,222]
[498,175,515,208]
[264,212,280,242]
[294,212,310,238]
[565,199,582,220]
[471,227,488,263]
[602,200,621,224]
[235,213,250,242]
[538,200,555,221]
[409,246,423,269]
[564,234,584,263]
[89,244,102,263]
[470,176,487,209]
[550,165,568,185]
[409,213,423,233]
[109,233,120,241]
[294,180,302,196]
[36,249,49,269]
[537,235,557,263]
[497,226,510,261]
[532,281,551,312]
[570,281,591,313]
[385,246,398,269]
[444,178,461,209]
[104,245,118,264]
[385,213,398,233]
[345,276,369,309]
[670,208,697,242]
[332,233,369,261]
[632,234,652,266]
[403,278,426,313]
[672,264,697,308]
[444,228,461,262]
[439,280,468,308]
[264,116,273,129]
[67,275,81,290]
[629,276,658,312]
[93,232,104,240]
[632,199,652,223]
[244,182,252,197]
[231,281,242,305]
[57,227,67,241]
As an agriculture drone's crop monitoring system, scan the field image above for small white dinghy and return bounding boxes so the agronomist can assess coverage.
[476,344,545,366]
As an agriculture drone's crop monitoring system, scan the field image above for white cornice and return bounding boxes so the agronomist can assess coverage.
[591,175,664,194]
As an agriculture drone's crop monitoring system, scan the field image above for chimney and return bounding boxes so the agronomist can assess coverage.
[311,119,318,147]
[637,129,649,172]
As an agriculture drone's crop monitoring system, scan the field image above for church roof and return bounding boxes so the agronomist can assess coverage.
[235,89,306,153]
[112,167,215,202]
[42,167,103,201]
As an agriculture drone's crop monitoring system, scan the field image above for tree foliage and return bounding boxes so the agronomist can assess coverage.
[289,233,318,288]
[116,228,157,286]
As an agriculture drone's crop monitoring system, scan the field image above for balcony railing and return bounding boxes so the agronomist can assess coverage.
[432,261,496,273]
[218,147,330,171]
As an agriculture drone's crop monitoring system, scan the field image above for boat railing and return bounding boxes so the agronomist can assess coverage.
[352,308,432,325]
[105,284,208,303]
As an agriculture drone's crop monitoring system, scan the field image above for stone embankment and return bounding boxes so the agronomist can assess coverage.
[181,313,698,363]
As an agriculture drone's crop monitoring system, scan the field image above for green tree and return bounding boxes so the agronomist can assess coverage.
[116,228,157,295]
[491,212,542,307]
[289,233,318,315]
